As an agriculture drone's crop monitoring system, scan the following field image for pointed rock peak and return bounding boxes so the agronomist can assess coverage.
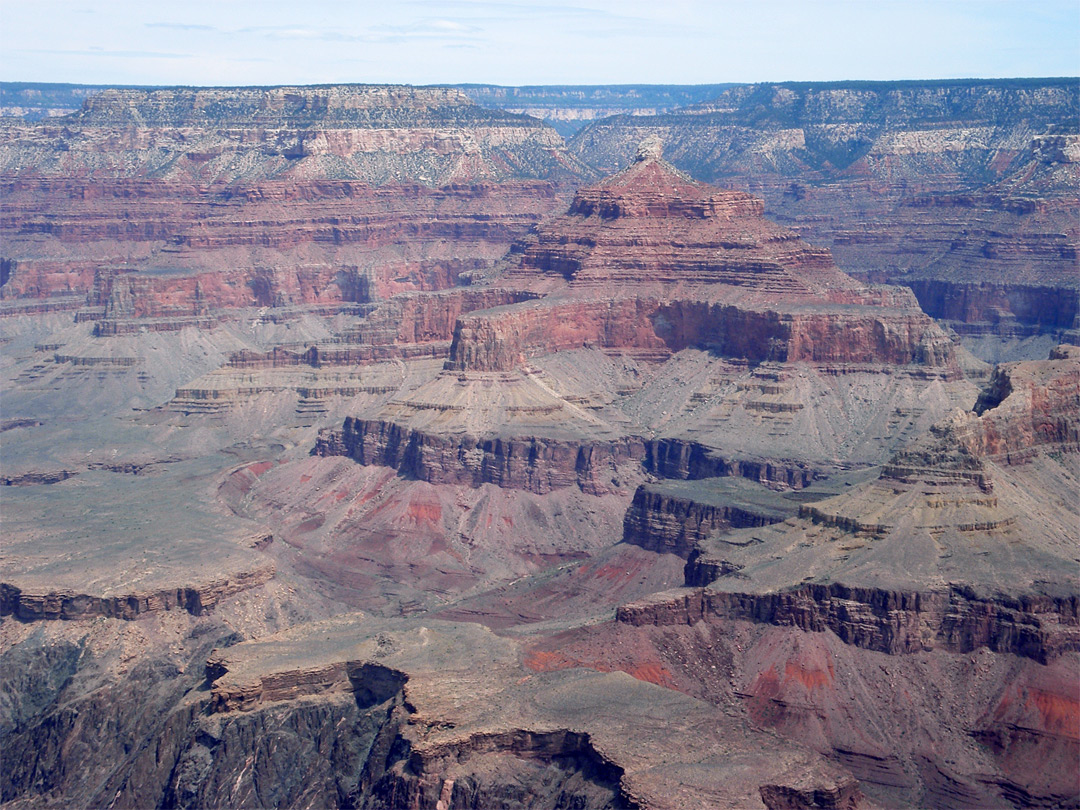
[572,137,762,221]
[634,135,665,163]
[595,140,703,197]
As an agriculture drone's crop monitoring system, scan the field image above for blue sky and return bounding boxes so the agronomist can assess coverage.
[1,0,1076,86]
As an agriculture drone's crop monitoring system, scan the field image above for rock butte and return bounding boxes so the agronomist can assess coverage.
[450,141,957,371]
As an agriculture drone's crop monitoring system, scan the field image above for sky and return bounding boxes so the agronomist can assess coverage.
[1,0,1076,87]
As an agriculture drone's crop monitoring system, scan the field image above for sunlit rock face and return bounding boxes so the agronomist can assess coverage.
[445,143,958,373]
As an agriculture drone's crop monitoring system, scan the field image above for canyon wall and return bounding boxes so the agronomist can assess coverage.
[617,583,1078,664]
[0,85,592,322]
[316,417,649,495]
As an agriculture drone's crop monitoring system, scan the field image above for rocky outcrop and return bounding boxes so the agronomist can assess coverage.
[446,298,669,371]
[809,178,1080,341]
[364,728,634,810]
[643,438,818,488]
[887,345,1080,478]
[905,279,1078,336]
[759,780,864,810]
[1,469,78,486]
[634,350,1080,666]
[314,149,963,500]
[332,288,539,350]
[176,289,539,380]
[503,139,845,291]
[441,144,957,373]
[617,583,1079,664]
[317,418,834,496]
[206,656,408,714]
[621,481,797,558]
[969,345,1080,458]
[447,297,956,373]
[191,619,871,810]
[0,560,274,621]
[316,417,648,495]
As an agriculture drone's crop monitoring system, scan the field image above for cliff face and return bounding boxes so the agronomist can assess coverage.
[623,349,1080,664]
[891,343,1080,471]
[621,480,797,558]
[0,176,568,320]
[316,417,649,495]
[572,80,1078,184]
[0,563,274,621]
[618,582,1078,664]
[269,146,960,529]
[304,146,970,504]
[497,346,1070,806]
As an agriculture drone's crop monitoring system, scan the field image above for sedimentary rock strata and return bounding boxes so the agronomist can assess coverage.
[194,617,864,809]
[0,85,594,184]
[313,145,970,499]
[0,176,569,319]
[0,86,591,335]
[499,352,1078,807]
[2,81,1076,810]
[621,477,807,558]
[619,349,1079,668]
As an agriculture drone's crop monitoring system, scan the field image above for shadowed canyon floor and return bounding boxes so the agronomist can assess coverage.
[1,82,1078,810]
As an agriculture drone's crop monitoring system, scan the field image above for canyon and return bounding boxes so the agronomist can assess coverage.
[1,80,1077,810]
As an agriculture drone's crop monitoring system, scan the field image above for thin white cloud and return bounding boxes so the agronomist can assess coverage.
[145,22,216,31]
[14,48,191,59]
[373,19,483,36]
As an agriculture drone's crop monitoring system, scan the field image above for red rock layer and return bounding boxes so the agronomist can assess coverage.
[569,82,1080,337]
[970,345,1080,460]
[448,297,955,372]
[0,178,568,313]
[502,148,853,297]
